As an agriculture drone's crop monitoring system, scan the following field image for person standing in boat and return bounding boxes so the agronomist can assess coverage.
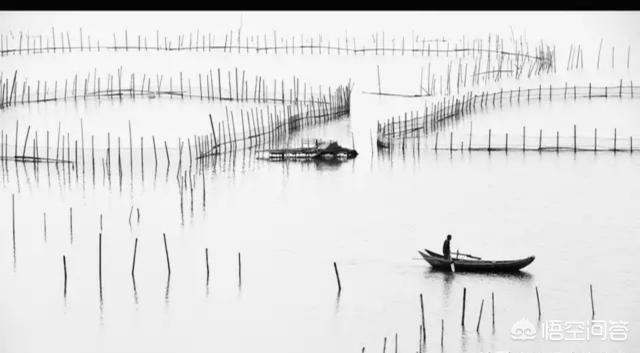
[443,234,452,260]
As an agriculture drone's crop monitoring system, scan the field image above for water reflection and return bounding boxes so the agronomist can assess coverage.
[460,329,470,352]
[424,267,534,283]
[99,295,104,328]
[164,275,171,304]
[132,277,139,306]
[313,159,348,172]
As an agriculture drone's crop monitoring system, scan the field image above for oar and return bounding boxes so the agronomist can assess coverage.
[450,260,455,273]
[455,250,482,260]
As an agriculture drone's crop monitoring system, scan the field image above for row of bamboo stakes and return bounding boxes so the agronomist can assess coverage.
[371,40,630,100]
[0,84,350,165]
[565,41,632,71]
[0,68,346,110]
[197,85,351,159]
[370,46,554,100]
[423,126,635,153]
[0,86,351,224]
[377,80,637,144]
[0,90,350,190]
[0,29,553,65]
[360,284,598,353]
[10,191,240,296]
[0,135,265,198]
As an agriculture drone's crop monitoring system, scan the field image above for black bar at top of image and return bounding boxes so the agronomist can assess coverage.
[1,1,638,11]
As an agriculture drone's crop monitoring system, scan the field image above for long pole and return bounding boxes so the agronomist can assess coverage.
[131,238,138,278]
[163,233,171,276]
[536,286,542,320]
[476,299,484,333]
[238,252,242,287]
[99,232,102,297]
[420,293,426,341]
[333,261,341,292]
[63,255,67,297]
[590,284,595,318]
[461,287,466,326]
[205,248,210,284]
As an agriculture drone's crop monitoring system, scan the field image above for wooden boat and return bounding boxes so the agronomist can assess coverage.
[418,249,535,272]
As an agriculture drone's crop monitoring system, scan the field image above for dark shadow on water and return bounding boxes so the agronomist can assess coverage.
[314,158,349,171]
[428,270,456,306]
[268,157,352,172]
[461,329,470,352]
[423,267,534,283]
[164,275,171,305]
[99,296,104,327]
[132,276,139,306]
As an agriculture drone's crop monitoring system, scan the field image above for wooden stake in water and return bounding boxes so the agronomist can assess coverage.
[440,318,444,347]
[164,141,170,168]
[205,248,210,285]
[461,287,466,326]
[202,170,206,208]
[420,293,426,341]
[63,255,67,297]
[163,233,171,276]
[98,232,103,298]
[476,299,484,333]
[333,261,342,292]
[238,252,242,287]
[590,284,595,318]
[491,292,495,326]
[131,238,138,278]
[536,286,542,320]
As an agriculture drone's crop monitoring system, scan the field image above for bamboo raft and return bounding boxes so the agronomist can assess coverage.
[257,140,358,161]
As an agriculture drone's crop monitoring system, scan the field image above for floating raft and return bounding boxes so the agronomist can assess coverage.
[257,140,358,161]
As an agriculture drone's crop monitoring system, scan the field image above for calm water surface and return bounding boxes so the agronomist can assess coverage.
[1,11,639,353]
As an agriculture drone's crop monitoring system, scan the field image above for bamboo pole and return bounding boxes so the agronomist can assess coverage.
[491,292,495,326]
[476,299,484,333]
[238,252,242,287]
[590,284,595,318]
[536,286,541,319]
[461,287,466,326]
[163,233,171,276]
[131,238,138,278]
[205,248,210,285]
[99,232,103,297]
[333,261,342,292]
[420,293,426,341]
